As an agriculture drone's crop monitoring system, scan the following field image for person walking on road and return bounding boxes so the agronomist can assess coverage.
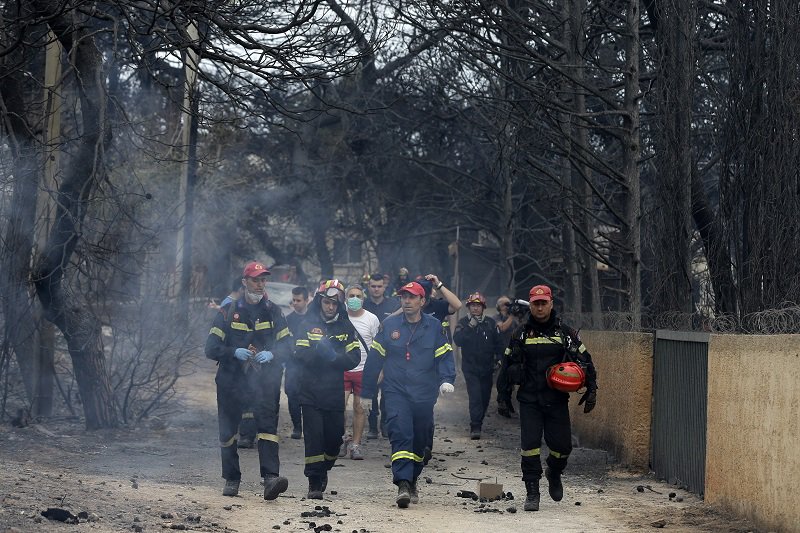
[284,286,310,439]
[362,273,400,439]
[204,261,293,500]
[341,284,380,460]
[293,279,361,499]
[361,281,456,508]
[453,291,505,440]
[497,284,598,512]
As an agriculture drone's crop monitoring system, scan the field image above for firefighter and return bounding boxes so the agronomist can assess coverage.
[452,291,505,440]
[204,261,293,500]
[293,279,361,499]
[497,284,598,512]
[360,281,456,508]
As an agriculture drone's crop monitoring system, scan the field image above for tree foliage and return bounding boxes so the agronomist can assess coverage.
[2,0,799,427]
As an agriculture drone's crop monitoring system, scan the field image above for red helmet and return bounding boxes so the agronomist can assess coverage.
[546,362,586,392]
[465,291,486,307]
[317,279,345,301]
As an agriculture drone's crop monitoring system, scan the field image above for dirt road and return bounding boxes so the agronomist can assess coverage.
[0,357,759,532]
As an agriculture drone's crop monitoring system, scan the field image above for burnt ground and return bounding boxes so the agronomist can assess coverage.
[0,356,761,533]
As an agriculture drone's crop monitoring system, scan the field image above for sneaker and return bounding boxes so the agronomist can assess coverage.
[545,468,563,502]
[470,430,481,440]
[238,436,254,448]
[222,479,240,497]
[366,428,379,440]
[290,427,302,439]
[262,475,289,500]
[350,443,364,460]
[409,480,419,504]
[307,477,324,500]
[396,480,411,508]
[338,435,352,458]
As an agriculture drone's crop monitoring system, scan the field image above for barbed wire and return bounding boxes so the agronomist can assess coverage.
[562,304,800,334]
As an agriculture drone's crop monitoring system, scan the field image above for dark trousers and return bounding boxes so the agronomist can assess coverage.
[216,365,283,480]
[302,404,344,479]
[239,408,256,441]
[384,389,434,484]
[518,399,572,482]
[284,361,302,430]
[462,364,493,431]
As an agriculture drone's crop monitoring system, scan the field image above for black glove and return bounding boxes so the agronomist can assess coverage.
[578,389,597,413]
[507,363,523,385]
[497,400,512,418]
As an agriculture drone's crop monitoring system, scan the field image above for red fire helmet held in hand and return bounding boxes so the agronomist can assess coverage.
[546,361,586,392]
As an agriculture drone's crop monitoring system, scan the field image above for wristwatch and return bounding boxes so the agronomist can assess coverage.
[435,282,444,290]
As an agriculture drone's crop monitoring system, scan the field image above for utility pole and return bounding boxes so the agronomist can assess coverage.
[176,24,200,325]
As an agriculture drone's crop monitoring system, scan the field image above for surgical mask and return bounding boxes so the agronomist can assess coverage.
[346,297,363,311]
[244,290,263,304]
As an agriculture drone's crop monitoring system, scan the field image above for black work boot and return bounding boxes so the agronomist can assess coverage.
[263,474,288,500]
[409,480,419,504]
[291,425,302,439]
[222,479,240,497]
[396,480,411,508]
[545,467,563,502]
[307,477,324,500]
[523,480,540,511]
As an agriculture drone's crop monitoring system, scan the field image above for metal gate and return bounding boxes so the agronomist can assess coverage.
[651,330,709,496]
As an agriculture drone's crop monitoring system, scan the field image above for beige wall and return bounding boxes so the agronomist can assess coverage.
[567,330,799,532]
[570,331,653,470]
[705,334,800,533]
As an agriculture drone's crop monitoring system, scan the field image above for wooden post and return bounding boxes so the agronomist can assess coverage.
[176,23,200,325]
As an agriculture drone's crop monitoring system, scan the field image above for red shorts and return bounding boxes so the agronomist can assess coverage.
[343,370,363,396]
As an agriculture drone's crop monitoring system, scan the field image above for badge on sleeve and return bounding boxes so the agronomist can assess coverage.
[390,330,400,340]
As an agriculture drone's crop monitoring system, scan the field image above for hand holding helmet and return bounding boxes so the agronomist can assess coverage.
[546,361,586,392]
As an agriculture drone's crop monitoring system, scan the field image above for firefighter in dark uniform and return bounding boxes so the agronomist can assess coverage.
[361,281,456,508]
[452,291,505,440]
[205,261,293,500]
[293,279,361,499]
[497,284,598,512]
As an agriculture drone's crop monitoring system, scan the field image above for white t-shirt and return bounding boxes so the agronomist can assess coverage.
[348,309,380,372]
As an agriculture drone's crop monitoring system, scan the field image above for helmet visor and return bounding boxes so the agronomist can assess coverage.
[322,287,342,298]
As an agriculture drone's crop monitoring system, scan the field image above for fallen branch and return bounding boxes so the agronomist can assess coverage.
[450,472,486,481]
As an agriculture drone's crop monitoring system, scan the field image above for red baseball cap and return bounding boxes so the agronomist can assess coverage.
[398,282,425,298]
[242,261,270,278]
[529,284,552,302]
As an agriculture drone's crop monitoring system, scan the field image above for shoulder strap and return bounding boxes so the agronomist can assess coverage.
[347,317,370,354]
[354,328,370,355]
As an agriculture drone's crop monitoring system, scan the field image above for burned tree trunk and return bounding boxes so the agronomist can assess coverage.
[0,1,51,412]
[30,3,117,429]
